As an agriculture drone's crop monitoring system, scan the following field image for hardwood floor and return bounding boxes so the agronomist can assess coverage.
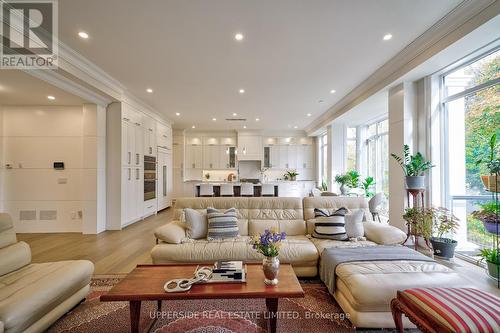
[18,208,173,274]
[18,208,499,295]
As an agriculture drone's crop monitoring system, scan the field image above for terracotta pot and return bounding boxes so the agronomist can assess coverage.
[480,175,500,192]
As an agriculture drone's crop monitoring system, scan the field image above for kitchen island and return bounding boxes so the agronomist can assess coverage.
[195,183,279,197]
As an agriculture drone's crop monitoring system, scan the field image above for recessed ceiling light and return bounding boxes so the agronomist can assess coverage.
[175,112,180,116]
[383,34,393,41]
[307,113,312,117]
[294,126,298,129]
[146,88,153,93]
[243,125,247,129]
[232,113,237,116]
[78,31,89,39]
[234,33,244,41]
[239,89,245,94]
[212,118,217,121]
[47,95,55,100]
[191,125,196,129]
[330,89,336,94]
[255,118,260,121]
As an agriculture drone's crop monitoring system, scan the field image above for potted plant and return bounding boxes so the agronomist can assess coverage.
[284,169,299,181]
[250,229,286,285]
[335,173,350,195]
[477,248,499,280]
[472,201,499,235]
[320,179,328,192]
[475,133,499,192]
[402,207,433,242]
[360,176,376,197]
[346,170,360,188]
[430,207,459,259]
[391,145,434,189]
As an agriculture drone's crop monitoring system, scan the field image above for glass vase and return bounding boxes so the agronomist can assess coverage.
[262,256,280,285]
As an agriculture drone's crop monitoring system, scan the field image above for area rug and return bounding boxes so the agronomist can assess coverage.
[47,276,413,333]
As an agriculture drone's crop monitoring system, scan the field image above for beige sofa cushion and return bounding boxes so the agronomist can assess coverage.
[334,260,466,312]
[151,235,318,266]
[0,242,31,276]
[303,197,372,222]
[247,197,305,236]
[0,214,17,249]
[0,260,94,333]
[154,221,187,244]
[364,222,406,245]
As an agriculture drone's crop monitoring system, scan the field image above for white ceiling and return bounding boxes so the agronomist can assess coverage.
[58,0,461,130]
[0,70,88,106]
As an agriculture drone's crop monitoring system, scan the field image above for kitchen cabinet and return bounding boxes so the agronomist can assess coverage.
[203,145,219,169]
[287,145,297,169]
[185,144,203,169]
[156,122,172,150]
[157,150,173,210]
[107,102,172,230]
[143,116,156,156]
[238,134,262,161]
[296,144,313,169]
[278,145,288,169]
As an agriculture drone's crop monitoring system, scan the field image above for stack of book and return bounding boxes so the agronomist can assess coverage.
[208,261,246,283]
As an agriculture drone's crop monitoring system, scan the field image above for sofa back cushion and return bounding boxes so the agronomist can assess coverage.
[0,241,31,276]
[303,197,372,222]
[247,197,305,236]
[174,197,306,237]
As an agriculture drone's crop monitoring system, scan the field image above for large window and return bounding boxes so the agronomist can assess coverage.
[365,119,389,197]
[318,133,328,187]
[346,127,357,170]
[441,48,499,256]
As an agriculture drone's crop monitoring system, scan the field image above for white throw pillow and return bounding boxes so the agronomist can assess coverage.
[183,208,207,239]
[345,209,365,238]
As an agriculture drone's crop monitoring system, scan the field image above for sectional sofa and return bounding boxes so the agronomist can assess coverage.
[152,197,466,328]
[0,214,94,333]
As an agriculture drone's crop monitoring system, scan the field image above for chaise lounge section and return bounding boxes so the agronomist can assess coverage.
[0,213,94,333]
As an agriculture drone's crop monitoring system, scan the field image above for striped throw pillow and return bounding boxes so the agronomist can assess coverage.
[207,207,240,240]
[312,207,348,240]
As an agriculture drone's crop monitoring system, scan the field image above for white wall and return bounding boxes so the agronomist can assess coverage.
[0,105,102,233]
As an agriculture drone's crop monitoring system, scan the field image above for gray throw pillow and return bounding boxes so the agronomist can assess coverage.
[183,208,207,239]
[207,207,239,240]
[345,210,365,238]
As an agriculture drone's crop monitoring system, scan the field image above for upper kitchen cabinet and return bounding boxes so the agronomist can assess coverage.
[156,122,172,150]
[185,136,203,169]
[220,136,237,146]
[143,115,157,156]
[238,133,262,161]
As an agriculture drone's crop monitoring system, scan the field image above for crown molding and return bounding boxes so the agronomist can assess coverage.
[306,0,500,135]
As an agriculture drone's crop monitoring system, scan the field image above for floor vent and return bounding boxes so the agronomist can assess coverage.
[40,210,57,220]
[19,210,37,221]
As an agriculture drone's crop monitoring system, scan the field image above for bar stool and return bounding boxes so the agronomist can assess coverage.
[261,184,275,197]
[240,183,254,197]
[199,184,214,197]
[220,183,234,197]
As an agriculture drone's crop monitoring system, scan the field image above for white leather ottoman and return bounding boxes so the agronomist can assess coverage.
[324,260,467,329]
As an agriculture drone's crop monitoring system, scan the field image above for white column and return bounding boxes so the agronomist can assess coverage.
[326,125,333,191]
[82,104,107,234]
[328,123,347,193]
[388,82,417,230]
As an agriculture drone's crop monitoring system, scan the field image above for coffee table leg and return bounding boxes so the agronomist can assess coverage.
[266,298,278,333]
[129,300,141,333]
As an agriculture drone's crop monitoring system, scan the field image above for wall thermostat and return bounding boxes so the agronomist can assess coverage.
[53,162,65,170]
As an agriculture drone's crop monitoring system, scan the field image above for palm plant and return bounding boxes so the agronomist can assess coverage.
[391,145,434,176]
[360,176,376,197]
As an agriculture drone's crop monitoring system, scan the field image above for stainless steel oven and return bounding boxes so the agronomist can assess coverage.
[144,156,156,201]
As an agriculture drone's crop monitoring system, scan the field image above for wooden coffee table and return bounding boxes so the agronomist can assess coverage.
[100,264,304,333]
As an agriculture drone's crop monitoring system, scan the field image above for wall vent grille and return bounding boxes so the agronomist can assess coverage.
[19,210,37,221]
[40,210,57,221]
[225,118,247,121]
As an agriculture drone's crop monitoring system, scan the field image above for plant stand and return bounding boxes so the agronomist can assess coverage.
[485,174,499,289]
[403,189,432,251]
